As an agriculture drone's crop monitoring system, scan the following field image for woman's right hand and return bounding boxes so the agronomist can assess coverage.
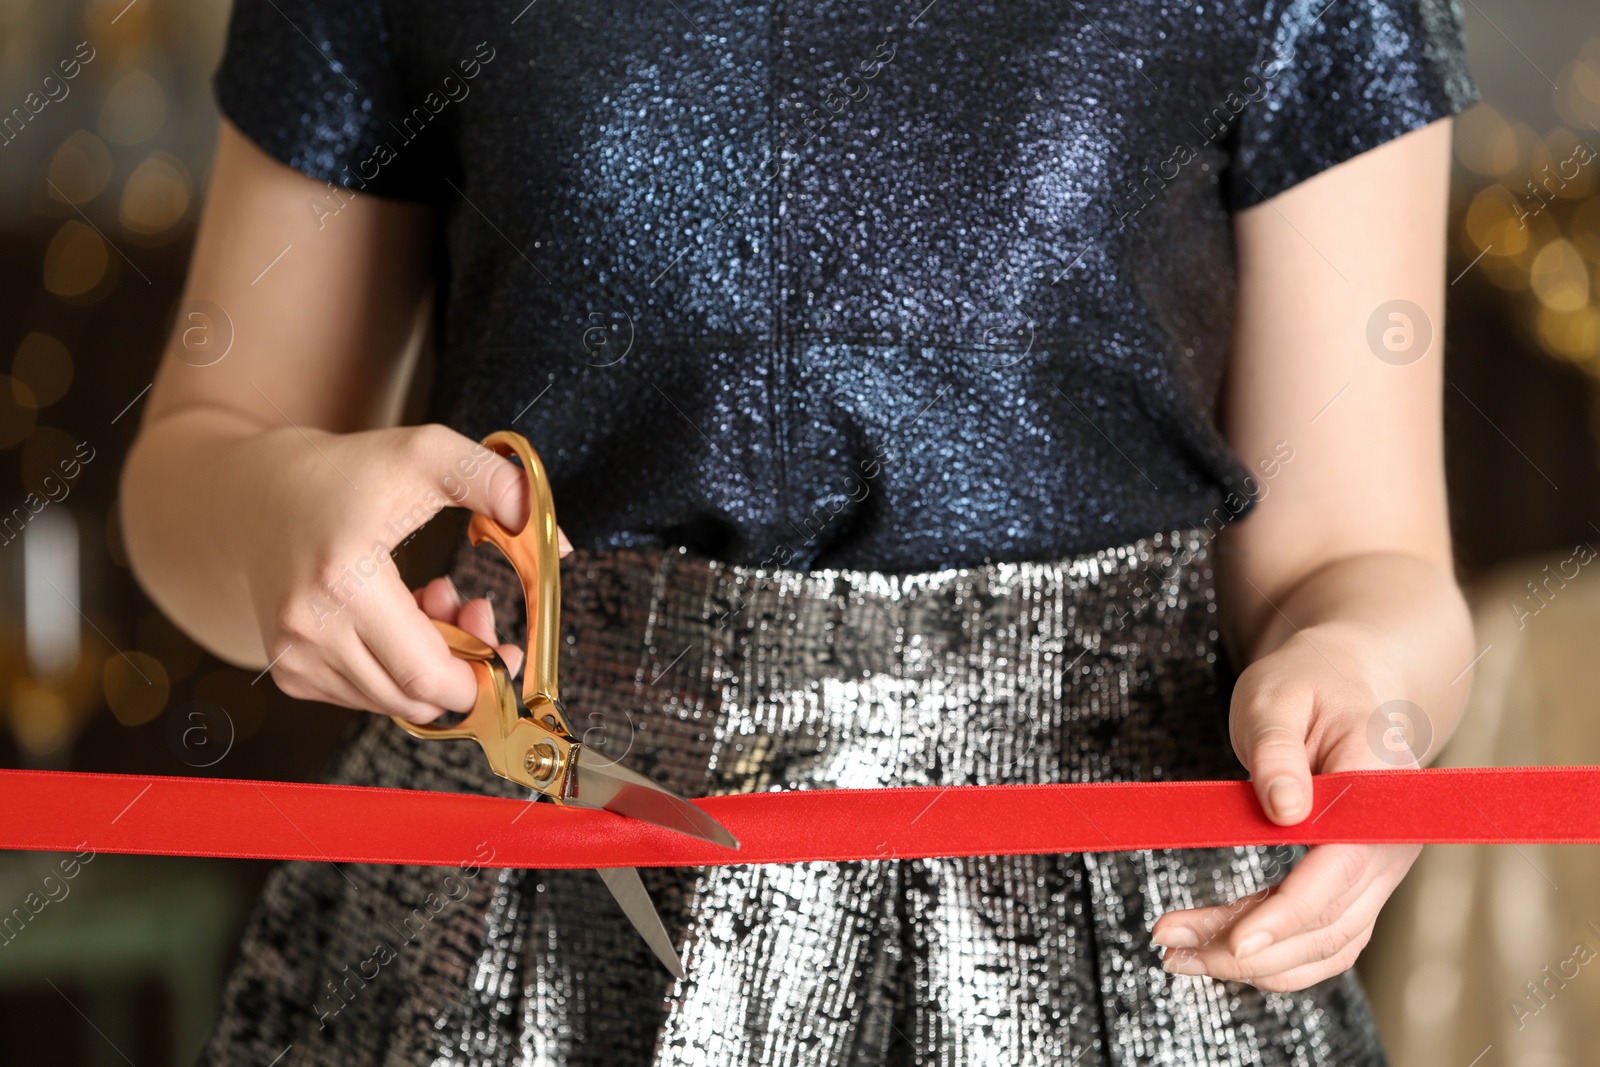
[217,421,566,724]
[121,124,574,723]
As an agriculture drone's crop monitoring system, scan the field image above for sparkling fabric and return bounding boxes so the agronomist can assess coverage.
[200,530,1388,1065]
[214,0,1476,573]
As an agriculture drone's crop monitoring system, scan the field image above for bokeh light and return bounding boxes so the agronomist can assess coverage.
[1454,79,1600,368]
[84,0,155,51]
[9,681,73,758]
[1535,305,1600,364]
[42,219,110,298]
[44,130,113,206]
[0,377,39,449]
[98,68,167,146]
[119,151,191,236]
[11,332,73,407]
[1532,128,1597,199]
[1530,238,1591,311]
[1554,48,1600,129]
[103,650,170,726]
[1465,184,1533,258]
[1454,104,1521,177]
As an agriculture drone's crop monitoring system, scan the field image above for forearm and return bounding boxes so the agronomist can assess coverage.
[120,408,277,668]
[1226,549,1474,763]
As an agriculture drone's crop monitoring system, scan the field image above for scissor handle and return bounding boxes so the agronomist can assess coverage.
[388,620,500,741]
[391,631,497,742]
[466,431,564,719]
[392,618,577,796]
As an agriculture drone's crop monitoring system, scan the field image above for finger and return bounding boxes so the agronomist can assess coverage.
[415,576,465,624]
[1244,927,1375,994]
[558,526,574,556]
[1231,681,1315,823]
[453,597,525,677]
[1226,842,1416,959]
[270,652,381,714]
[1170,868,1398,981]
[1170,924,1377,994]
[408,424,529,533]
[345,633,457,724]
[353,567,480,712]
[1154,843,1404,958]
[1151,887,1272,951]
[454,596,498,645]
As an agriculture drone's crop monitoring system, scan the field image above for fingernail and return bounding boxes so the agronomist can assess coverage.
[442,577,466,607]
[1151,927,1198,949]
[1267,778,1303,820]
[1235,931,1272,958]
[1162,949,1206,976]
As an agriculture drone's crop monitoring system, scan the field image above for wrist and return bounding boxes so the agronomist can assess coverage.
[209,423,296,578]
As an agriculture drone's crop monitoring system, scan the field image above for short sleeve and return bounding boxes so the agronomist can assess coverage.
[1228,0,1478,209]
[213,0,438,201]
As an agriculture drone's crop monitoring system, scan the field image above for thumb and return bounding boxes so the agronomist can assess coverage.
[410,425,529,533]
[1231,686,1315,825]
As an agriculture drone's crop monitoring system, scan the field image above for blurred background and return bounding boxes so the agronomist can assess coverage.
[0,0,1597,1063]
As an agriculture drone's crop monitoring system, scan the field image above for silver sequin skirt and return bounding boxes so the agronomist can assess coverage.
[201,529,1388,1066]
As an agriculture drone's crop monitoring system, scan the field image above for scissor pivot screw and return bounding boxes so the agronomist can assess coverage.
[524,741,561,783]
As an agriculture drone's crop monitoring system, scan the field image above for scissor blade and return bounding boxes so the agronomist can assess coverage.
[597,866,685,979]
[568,750,741,851]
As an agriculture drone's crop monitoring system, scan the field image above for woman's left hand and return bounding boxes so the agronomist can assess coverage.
[1158,117,1471,994]
[1149,623,1424,993]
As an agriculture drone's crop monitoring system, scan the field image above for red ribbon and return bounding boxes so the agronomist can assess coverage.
[0,766,1596,868]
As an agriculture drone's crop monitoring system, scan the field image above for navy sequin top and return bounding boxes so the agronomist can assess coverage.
[215,0,1475,573]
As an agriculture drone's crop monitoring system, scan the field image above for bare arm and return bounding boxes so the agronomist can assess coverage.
[1220,114,1463,666]
[1152,118,1475,990]
[1221,116,1471,787]
[121,121,532,719]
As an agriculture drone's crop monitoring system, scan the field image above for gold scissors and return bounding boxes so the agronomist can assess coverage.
[393,430,739,977]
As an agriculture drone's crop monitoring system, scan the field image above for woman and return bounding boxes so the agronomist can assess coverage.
[121,0,1478,1063]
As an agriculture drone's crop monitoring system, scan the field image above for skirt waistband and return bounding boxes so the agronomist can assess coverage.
[447,527,1244,794]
